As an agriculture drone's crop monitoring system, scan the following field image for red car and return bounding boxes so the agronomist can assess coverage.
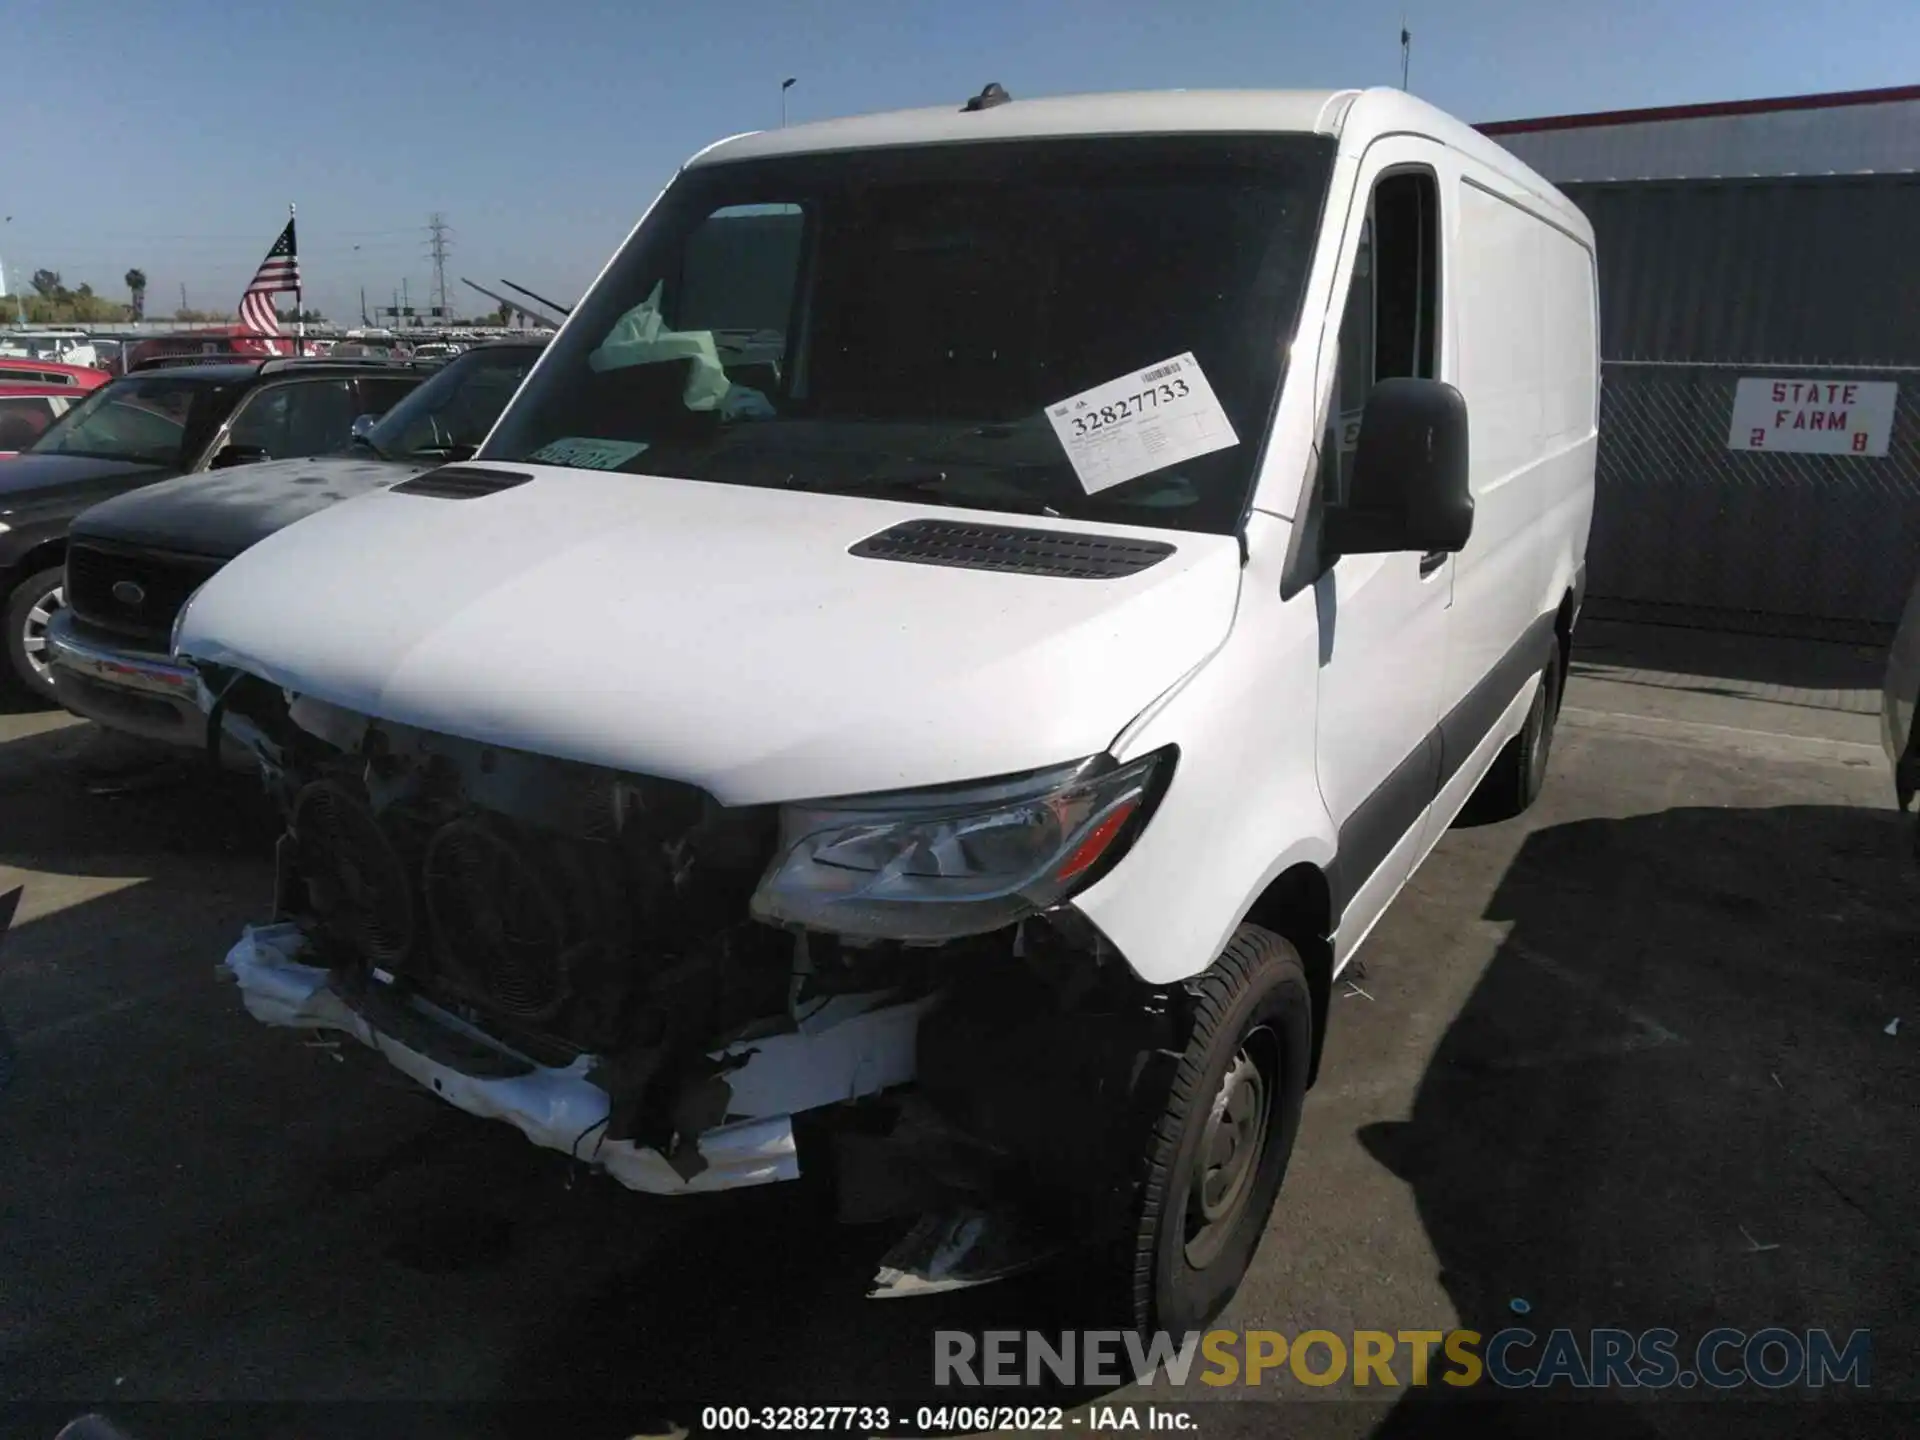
[122,330,288,371]
[0,383,85,455]
[0,359,109,393]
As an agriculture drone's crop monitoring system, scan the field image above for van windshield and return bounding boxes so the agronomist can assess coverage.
[482,134,1334,533]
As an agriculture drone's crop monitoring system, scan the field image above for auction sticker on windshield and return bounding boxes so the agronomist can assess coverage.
[1045,353,1239,494]
[530,436,649,470]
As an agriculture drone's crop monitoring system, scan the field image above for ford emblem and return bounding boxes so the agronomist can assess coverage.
[111,580,147,607]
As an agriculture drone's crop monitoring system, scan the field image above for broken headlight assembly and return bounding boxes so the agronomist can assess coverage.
[750,747,1174,942]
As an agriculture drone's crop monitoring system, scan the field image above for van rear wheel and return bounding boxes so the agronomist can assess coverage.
[1125,924,1311,1335]
[1468,638,1562,822]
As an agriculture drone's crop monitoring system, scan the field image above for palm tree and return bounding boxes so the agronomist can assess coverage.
[124,268,147,321]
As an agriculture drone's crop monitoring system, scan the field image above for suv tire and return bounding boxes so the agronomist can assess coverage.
[4,566,65,704]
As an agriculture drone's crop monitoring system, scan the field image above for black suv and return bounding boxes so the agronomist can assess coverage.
[0,357,423,698]
[47,341,545,747]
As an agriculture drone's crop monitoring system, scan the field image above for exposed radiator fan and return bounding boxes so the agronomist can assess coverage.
[289,778,416,966]
[422,818,572,1021]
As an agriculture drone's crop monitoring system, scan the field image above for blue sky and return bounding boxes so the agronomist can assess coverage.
[7,0,1916,324]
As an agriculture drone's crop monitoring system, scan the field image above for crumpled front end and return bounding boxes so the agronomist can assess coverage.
[201,675,1189,1271]
[223,923,931,1193]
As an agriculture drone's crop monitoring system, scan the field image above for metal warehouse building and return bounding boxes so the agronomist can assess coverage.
[1481,85,1920,642]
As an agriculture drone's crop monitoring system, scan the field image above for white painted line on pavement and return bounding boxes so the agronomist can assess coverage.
[1559,706,1885,766]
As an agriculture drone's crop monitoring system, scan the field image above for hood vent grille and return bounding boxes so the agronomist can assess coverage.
[849,518,1175,579]
[392,466,533,500]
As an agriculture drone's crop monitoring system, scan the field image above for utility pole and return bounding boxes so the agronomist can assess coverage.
[179,282,188,315]
[1400,21,1412,89]
[425,212,453,328]
[360,286,368,326]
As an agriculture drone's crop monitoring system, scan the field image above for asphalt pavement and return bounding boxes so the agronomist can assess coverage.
[1,630,1915,1439]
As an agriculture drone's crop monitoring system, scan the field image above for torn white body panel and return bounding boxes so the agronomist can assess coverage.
[223,924,934,1195]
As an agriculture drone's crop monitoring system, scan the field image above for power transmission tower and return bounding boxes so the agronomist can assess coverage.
[425,212,453,324]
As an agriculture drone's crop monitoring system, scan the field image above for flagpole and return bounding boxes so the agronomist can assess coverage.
[290,202,303,357]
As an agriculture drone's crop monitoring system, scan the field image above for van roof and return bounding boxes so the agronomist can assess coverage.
[690,85,1588,240]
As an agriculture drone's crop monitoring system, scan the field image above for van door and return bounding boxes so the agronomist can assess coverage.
[1312,149,1452,957]
[1427,173,1570,836]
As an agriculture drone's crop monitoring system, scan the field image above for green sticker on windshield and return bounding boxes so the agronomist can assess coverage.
[530,436,649,470]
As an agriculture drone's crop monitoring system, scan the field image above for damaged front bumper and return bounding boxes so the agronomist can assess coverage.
[224,923,936,1195]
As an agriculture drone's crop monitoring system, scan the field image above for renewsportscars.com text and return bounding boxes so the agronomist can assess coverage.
[934,1327,1872,1391]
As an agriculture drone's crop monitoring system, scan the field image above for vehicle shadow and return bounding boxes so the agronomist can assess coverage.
[0,719,278,874]
[0,686,62,718]
[1571,615,1885,708]
[1363,802,1920,1436]
[488,1181,1108,1435]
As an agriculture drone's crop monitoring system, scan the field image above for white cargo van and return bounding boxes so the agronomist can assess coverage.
[174,86,1596,1331]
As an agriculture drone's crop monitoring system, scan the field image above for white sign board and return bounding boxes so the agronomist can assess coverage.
[1727,377,1898,457]
[1045,353,1239,494]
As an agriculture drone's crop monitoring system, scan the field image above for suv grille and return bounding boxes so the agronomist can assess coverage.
[64,541,225,644]
[849,518,1176,579]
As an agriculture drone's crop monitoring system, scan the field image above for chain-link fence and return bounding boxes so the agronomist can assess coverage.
[1590,361,1920,643]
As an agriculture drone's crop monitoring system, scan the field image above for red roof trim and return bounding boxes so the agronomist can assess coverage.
[1479,84,1920,135]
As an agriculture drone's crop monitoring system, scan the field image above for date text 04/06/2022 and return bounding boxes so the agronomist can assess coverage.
[697,1404,1198,1433]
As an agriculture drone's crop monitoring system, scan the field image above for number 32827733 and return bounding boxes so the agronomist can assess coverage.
[1070,377,1190,436]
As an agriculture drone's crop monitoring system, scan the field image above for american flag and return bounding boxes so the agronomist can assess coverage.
[237,217,300,339]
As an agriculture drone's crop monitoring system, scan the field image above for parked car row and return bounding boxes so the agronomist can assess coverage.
[0,344,535,698]
[13,88,1605,1332]
[46,341,544,743]
[0,329,102,368]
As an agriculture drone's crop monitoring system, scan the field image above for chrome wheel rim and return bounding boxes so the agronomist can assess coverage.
[1184,1029,1273,1269]
[20,583,62,684]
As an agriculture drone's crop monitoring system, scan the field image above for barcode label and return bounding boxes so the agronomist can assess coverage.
[1044,352,1238,494]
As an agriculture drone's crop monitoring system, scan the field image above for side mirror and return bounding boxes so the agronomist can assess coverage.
[350,413,381,440]
[1322,377,1473,558]
[208,443,272,471]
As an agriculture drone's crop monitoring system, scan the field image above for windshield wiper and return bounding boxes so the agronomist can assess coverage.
[782,463,1070,517]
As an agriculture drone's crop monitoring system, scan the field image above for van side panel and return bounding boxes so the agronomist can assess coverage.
[1541,216,1600,616]
[1434,173,1597,785]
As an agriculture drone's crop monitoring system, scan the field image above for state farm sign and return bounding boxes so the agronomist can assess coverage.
[1727,377,1898,457]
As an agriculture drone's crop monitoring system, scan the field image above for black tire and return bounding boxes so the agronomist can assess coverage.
[1128,924,1313,1335]
[1466,638,1562,822]
[3,565,65,704]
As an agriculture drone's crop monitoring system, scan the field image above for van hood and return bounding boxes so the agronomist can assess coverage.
[70,452,428,560]
[177,464,1242,805]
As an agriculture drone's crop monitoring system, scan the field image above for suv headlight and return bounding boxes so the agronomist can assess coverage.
[750,747,1174,942]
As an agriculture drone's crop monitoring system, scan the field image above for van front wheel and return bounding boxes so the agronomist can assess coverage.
[1128,925,1312,1335]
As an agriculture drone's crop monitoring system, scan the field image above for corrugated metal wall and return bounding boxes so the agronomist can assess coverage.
[1558,176,1920,639]
[1487,93,1920,184]
[1563,177,1920,365]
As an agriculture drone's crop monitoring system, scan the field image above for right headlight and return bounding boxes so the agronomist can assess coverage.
[749,747,1175,943]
